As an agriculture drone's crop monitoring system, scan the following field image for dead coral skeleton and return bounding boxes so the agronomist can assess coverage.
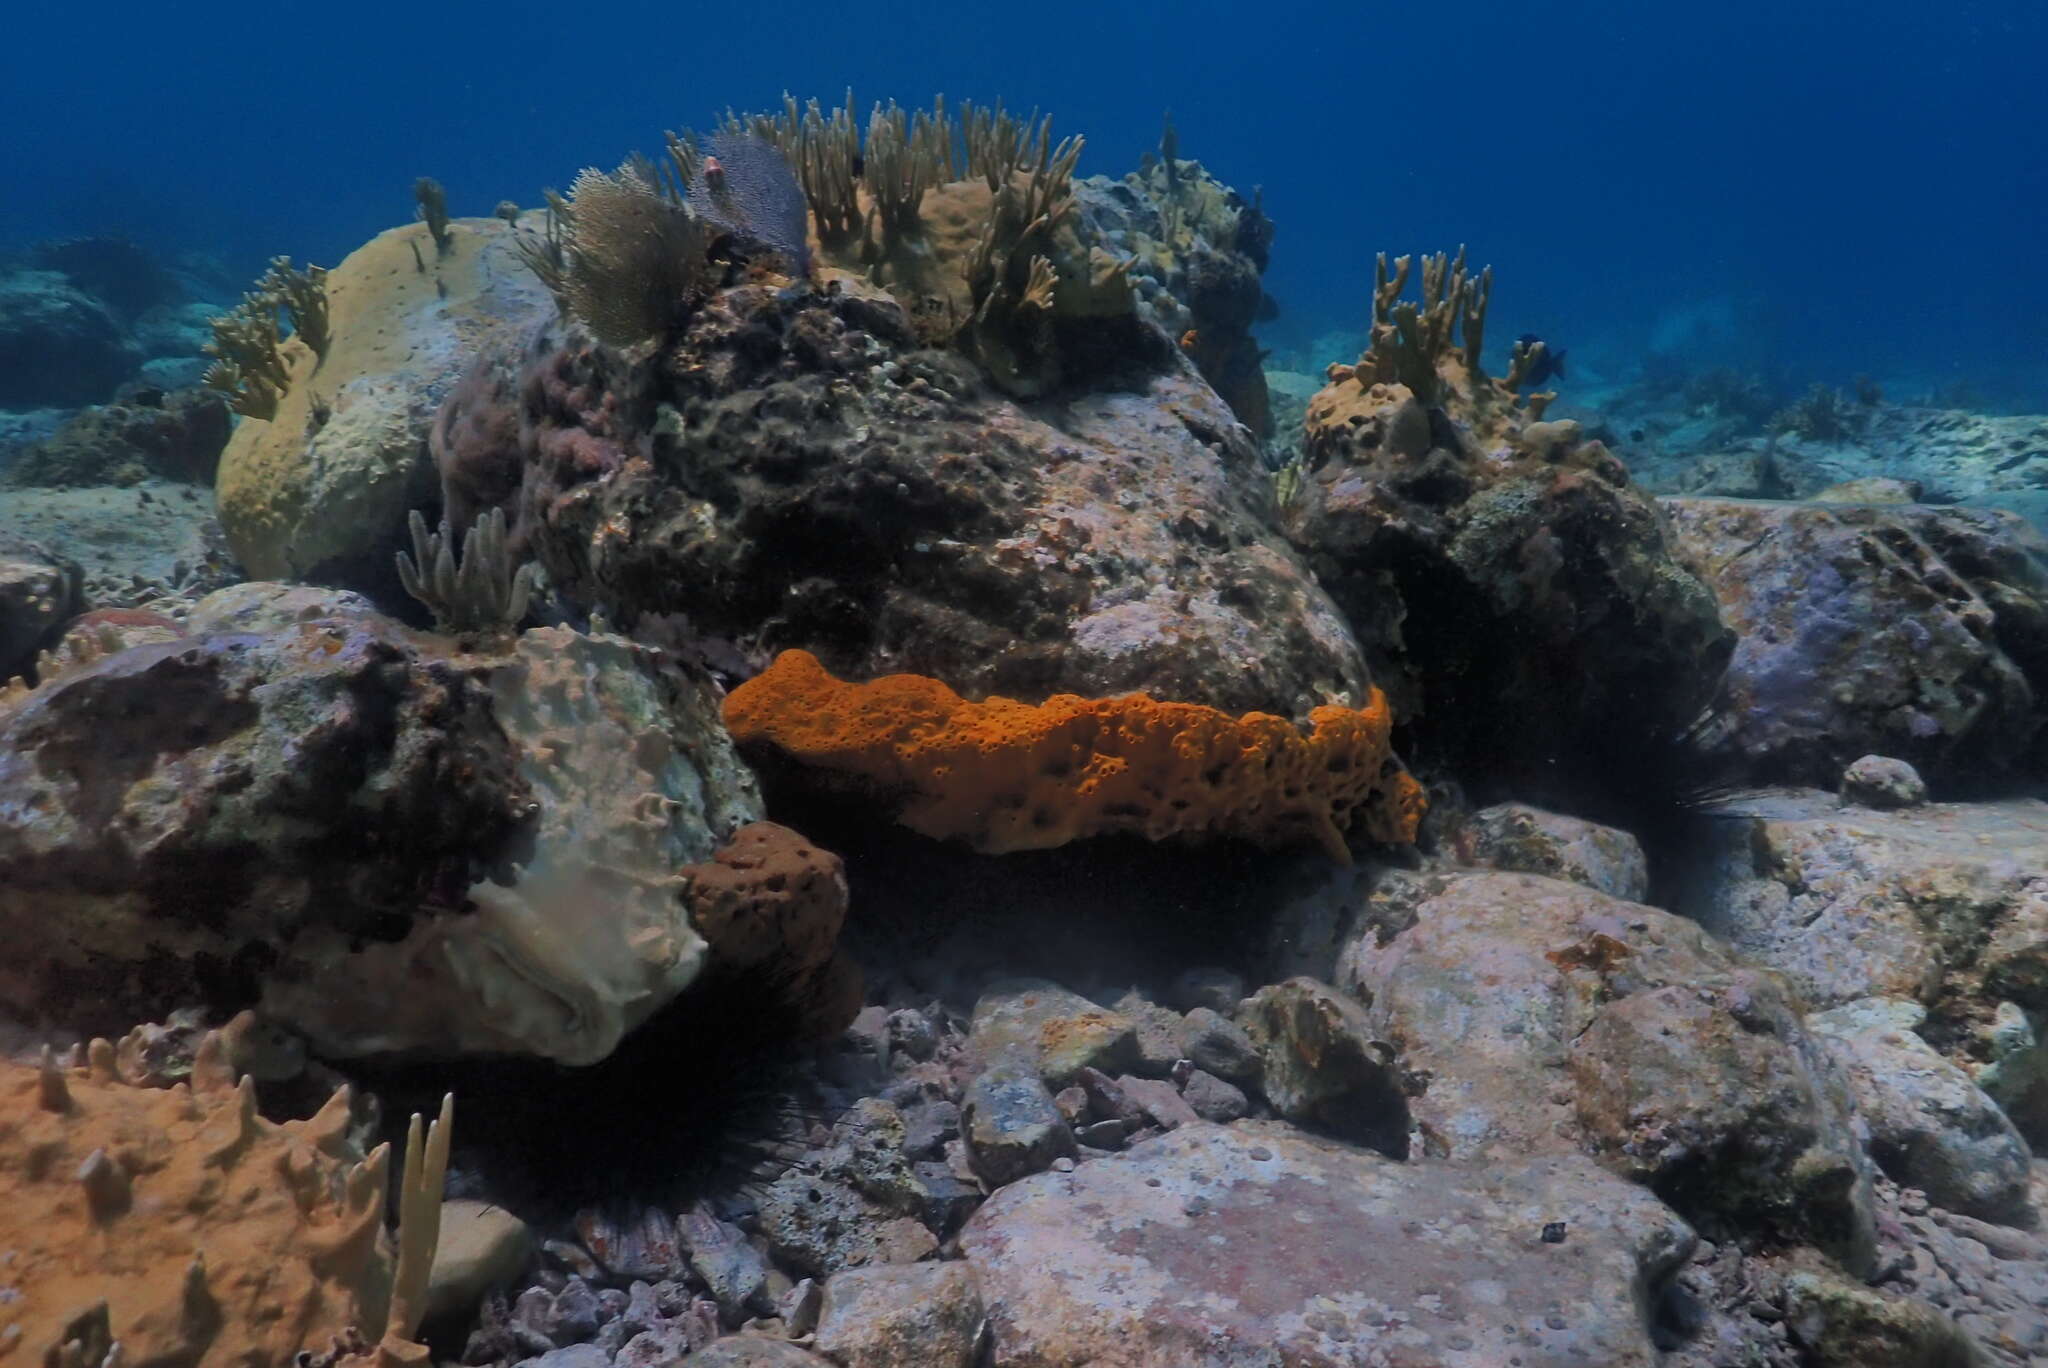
[395,506,538,635]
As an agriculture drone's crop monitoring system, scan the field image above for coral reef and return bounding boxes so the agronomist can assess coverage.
[3,383,229,488]
[1287,249,1733,785]
[723,648,1424,859]
[0,1032,396,1366]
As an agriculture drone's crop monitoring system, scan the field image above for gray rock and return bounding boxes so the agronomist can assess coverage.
[1782,1269,1982,1367]
[1460,802,1650,902]
[0,534,82,683]
[1841,755,1930,809]
[427,1198,534,1322]
[962,1062,1077,1186]
[885,1007,939,1061]
[1810,997,2033,1222]
[547,1277,604,1343]
[1180,1006,1262,1088]
[1345,870,1878,1274]
[777,1278,821,1338]
[814,1263,984,1368]
[0,269,138,407]
[1114,1074,1200,1131]
[969,978,1138,1086]
[1179,1069,1248,1123]
[1113,989,1190,1076]
[681,1338,838,1367]
[1237,977,1407,1155]
[678,1203,772,1321]
[959,1121,1694,1367]
[755,1170,937,1279]
[525,1345,611,1368]
[1665,498,2048,786]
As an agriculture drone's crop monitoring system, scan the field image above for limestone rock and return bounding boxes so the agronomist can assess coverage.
[1458,801,1650,901]
[969,979,1138,1086]
[0,590,766,1064]
[814,1263,984,1368]
[959,1120,1694,1368]
[1842,754,1931,809]
[214,215,555,591]
[1810,997,2032,1223]
[1783,1270,1983,1367]
[1343,870,1876,1271]
[439,280,1367,718]
[1665,498,2048,785]
[1238,977,1407,1154]
[428,1199,535,1322]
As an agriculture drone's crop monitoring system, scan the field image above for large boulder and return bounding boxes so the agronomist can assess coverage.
[1665,497,2048,786]
[436,279,1366,718]
[213,216,556,594]
[1341,870,1877,1270]
[1289,366,1731,783]
[959,1120,1695,1367]
[1682,788,2048,1147]
[0,585,773,1064]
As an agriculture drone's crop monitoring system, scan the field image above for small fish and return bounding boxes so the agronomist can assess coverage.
[1515,333,1567,386]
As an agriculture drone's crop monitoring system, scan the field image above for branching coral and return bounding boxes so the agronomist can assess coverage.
[394,506,538,634]
[200,257,330,418]
[723,649,1425,861]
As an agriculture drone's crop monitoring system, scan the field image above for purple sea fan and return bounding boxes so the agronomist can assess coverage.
[689,130,812,277]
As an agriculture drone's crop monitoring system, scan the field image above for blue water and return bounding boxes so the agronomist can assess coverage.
[7,0,2044,402]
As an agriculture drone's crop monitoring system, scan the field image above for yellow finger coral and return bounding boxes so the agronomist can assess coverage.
[723,650,1423,861]
[1,1033,397,1367]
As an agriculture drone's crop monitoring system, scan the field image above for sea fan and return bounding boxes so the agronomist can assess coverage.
[689,130,812,276]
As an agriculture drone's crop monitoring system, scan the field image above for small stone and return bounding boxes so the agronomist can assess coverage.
[678,1202,772,1321]
[1840,755,1929,810]
[541,1239,604,1283]
[963,1063,1077,1187]
[1114,990,1191,1076]
[900,1098,960,1158]
[1180,1069,1249,1123]
[779,1278,822,1337]
[547,1276,604,1343]
[1181,1008,1263,1087]
[1076,1119,1128,1150]
[814,1263,985,1368]
[428,1199,535,1322]
[970,979,1138,1085]
[1052,1085,1089,1124]
[885,1008,939,1062]
[1115,1074,1200,1130]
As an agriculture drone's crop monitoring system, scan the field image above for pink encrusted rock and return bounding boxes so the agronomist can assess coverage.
[960,1120,1693,1367]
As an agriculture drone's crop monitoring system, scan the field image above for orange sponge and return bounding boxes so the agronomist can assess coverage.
[722,650,1424,860]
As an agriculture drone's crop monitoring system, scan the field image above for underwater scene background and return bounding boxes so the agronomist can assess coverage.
[4,2,2048,1367]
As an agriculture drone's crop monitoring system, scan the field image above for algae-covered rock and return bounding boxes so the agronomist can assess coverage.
[214,215,555,593]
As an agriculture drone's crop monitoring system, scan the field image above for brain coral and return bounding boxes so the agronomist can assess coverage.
[0,1034,394,1367]
[722,650,1424,860]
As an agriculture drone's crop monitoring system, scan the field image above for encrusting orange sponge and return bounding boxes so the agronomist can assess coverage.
[722,650,1425,861]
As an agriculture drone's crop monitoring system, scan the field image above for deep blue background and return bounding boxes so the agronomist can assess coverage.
[6,1,2042,397]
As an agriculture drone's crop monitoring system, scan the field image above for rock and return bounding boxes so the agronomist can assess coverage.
[962,1063,1077,1187]
[1114,1074,1201,1130]
[755,1169,938,1279]
[1809,997,2032,1223]
[1167,966,1244,1014]
[0,268,138,407]
[1782,1270,1982,1367]
[1665,498,2048,785]
[1291,352,1733,786]
[960,1121,1694,1367]
[968,979,1138,1086]
[1237,977,1407,1154]
[1112,990,1189,1075]
[0,533,81,681]
[528,1345,612,1368]
[1181,1007,1263,1087]
[428,1199,536,1322]
[682,1338,838,1367]
[777,1279,821,1338]
[1458,802,1650,902]
[678,1204,772,1321]
[813,1263,984,1368]
[1179,1069,1249,1122]
[576,1207,685,1284]
[1812,475,1923,504]
[1681,789,2048,1139]
[1343,870,1877,1272]
[4,385,231,488]
[214,215,555,593]
[885,1007,939,1061]
[444,276,1368,719]
[1842,754,1931,809]
[0,593,768,1063]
